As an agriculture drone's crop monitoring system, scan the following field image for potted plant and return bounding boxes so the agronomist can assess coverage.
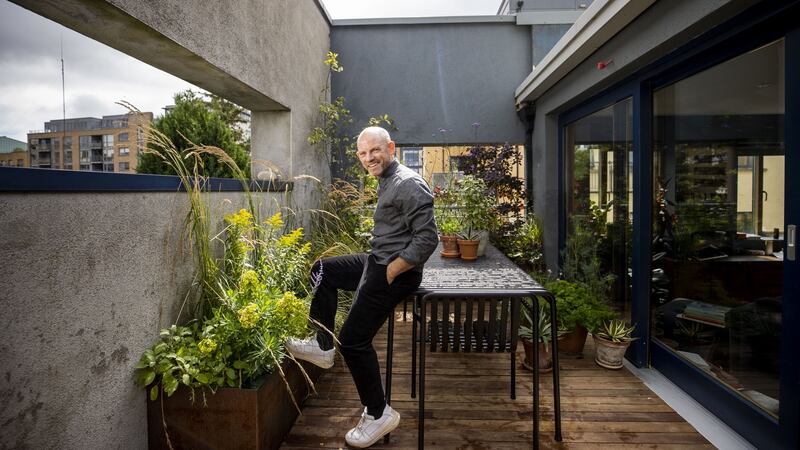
[455,175,496,259]
[545,280,615,355]
[593,320,638,369]
[519,301,553,372]
[438,217,461,258]
[137,210,321,450]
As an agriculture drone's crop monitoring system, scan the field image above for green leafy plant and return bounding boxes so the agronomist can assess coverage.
[308,51,395,182]
[438,217,460,236]
[561,214,614,299]
[595,320,638,343]
[544,280,615,333]
[519,301,552,346]
[138,90,250,178]
[130,107,321,412]
[454,175,497,240]
[459,143,525,234]
[136,208,315,409]
[505,215,546,274]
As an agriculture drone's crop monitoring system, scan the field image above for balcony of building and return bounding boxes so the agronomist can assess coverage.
[1,0,796,449]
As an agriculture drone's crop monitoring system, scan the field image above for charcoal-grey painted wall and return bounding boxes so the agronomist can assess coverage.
[331,22,532,145]
[532,24,572,66]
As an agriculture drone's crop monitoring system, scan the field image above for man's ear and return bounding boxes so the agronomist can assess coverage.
[388,140,396,157]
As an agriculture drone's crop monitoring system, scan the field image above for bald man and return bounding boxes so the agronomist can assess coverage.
[287,126,438,448]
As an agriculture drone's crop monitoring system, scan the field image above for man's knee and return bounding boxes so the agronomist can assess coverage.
[338,325,371,354]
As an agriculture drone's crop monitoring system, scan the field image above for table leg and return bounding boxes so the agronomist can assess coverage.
[384,313,394,444]
[418,296,427,449]
[411,295,417,399]
[547,293,562,442]
[510,297,517,400]
[532,297,540,450]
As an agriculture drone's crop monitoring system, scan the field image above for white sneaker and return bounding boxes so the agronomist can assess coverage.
[345,404,401,448]
[285,337,334,369]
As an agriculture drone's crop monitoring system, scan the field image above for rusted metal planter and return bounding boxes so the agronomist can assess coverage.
[147,360,321,450]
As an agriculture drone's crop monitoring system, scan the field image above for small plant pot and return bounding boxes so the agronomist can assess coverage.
[521,338,553,373]
[440,235,461,258]
[457,239,480,261]
[557,325,588,355]
[593,334,631,369]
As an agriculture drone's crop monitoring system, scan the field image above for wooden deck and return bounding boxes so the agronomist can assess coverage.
[282,309,712,449]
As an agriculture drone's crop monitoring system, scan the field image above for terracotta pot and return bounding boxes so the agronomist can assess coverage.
[557,325,588,355]
[457,239,480,261]
[439,235,460,258]
[147,360,321,449]
[521,338,553,373]
[593,334,631,369]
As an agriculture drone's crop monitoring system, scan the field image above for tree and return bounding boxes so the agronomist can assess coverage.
[138,90,250,178]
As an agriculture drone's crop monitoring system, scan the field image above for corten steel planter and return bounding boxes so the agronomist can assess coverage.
[557,325,588,355]
[439,235,460,258]
[593,335,631,369]
[457,239,480,260]
[147,360,321,450]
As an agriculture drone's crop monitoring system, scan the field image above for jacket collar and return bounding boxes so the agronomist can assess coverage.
[379,159,399,179]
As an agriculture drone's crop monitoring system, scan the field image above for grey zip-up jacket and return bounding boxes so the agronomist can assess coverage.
[371,160,438,272]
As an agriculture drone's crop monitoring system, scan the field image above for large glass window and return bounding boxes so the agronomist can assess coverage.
[564,98,633,320]
[651,40,784,417]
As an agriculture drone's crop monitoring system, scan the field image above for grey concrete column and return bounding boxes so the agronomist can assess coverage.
[251,110,293,181]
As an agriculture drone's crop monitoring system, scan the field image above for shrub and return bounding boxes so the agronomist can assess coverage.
[544,279,615,333]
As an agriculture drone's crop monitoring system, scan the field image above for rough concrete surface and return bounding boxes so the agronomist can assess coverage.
[0,191,287,449]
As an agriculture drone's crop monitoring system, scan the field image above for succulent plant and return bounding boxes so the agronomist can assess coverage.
[595,320,638,343]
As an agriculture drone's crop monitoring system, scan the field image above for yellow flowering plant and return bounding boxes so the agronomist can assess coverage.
[137,208,316,405]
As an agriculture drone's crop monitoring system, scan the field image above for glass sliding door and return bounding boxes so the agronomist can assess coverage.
[564,98,633,321]
[651,39,785,418]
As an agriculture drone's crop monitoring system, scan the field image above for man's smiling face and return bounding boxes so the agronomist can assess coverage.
[356,133,395,177]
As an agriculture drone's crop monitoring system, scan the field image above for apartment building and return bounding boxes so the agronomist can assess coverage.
[0,136,27,167]
[27,112,152,172]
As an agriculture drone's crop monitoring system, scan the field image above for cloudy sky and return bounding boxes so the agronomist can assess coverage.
[0,0,500,142]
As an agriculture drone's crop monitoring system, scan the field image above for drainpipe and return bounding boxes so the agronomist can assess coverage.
[516,102,536,214]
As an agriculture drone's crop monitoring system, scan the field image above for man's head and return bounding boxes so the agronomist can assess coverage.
[356,126,395,177]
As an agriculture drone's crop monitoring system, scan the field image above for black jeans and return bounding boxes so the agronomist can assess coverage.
[309,253,422,415]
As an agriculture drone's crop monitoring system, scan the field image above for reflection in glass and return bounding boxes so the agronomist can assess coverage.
[565,98,633,321]
[651,40,784,416]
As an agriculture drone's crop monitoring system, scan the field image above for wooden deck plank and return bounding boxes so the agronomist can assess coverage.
[281,309,709,449]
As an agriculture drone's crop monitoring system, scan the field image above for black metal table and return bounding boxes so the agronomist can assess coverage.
[384,244,562,449]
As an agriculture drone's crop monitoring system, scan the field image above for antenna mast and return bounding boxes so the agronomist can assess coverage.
[61,35,66,169]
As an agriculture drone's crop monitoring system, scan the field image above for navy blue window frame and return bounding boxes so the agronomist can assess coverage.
[0,167,291,192]
[557,1,800,448]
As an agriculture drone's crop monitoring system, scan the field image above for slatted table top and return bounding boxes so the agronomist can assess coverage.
[419,243,545,293]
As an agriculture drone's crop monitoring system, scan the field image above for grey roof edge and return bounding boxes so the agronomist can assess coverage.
[514,0,655,105]
[313,0,333,26]
[331,15,517,26]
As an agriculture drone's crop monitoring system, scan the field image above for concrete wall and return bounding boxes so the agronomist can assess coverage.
[331,22,532,145]
[0,190,296,449]
[529,0,755,268]
[12,0,332,195]
[2,1,330,448]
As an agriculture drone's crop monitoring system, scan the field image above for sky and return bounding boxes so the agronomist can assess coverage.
[0,0,501,142]
[322,0,500,19]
